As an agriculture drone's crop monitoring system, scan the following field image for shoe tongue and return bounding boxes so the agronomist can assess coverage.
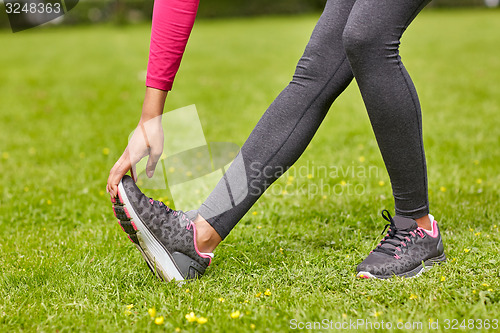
[393,215,418,230]
[379,216,417,251]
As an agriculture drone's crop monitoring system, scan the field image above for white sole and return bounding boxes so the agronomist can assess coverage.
[118,180,184,282]
[357,263,435,279]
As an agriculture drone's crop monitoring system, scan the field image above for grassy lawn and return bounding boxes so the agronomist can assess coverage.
[1,8,499,332]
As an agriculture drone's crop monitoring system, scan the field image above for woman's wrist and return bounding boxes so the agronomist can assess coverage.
[139,87,168,123]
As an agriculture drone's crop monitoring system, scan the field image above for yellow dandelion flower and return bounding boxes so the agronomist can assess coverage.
[148,308,156,319]
[287,176,294,182]
[47,200,52,205]
[469,228,474,232]
[464,248,470,253]
[279,247,284,254]
[409,294,418,300]
[185,171,193,177]
[282,190,288,195]
[440,276,446,282]
[440,186,446,192]
[124,310,132,316]
[230,310,240,319]
[185,288,190,293]
[475,232,481,236]
[257,226,262,229]
[2,152,9,159]
[322,195,327,199]
[378,180,385,186]
[126,304,134,310]
[451,257,456,262]
[488,288,493,292]
[482,283,489,287]
[154,316,164,325]
[342,313,347,319]
[264,289,272,296]
[250,323,256,329]
[175,328,181,332]
[197,317,208,324]
[252,211,258,216]
[340,180,347,186]
[307,174,313,179]
[255,292,262,298]
[473,290,477,294]
[359,156,365,163]
[243,300,249,303]
[218,297,225,302]
[373,311,382,317]
[102,148,110,155]
[185,312,197,323]
[476,178,483,184]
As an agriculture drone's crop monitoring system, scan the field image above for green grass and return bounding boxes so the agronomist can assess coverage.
[1,8,500,332]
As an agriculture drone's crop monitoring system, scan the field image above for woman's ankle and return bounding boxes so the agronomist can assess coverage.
[415,214,432,230]
[193,215,222,253]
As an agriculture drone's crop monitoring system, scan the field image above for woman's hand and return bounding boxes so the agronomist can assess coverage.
[107,87,168,198]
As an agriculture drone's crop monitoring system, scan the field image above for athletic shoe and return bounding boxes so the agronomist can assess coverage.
[111,175,213,282]
[356,209,446,279]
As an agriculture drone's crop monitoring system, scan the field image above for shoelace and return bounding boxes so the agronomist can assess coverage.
[148,198,193,223]
[372,209,425,259]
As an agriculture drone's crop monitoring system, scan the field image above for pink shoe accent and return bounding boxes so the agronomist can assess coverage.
[112,206,117,218]
[118,221,125,232]
[418,219,439,238]
[117,189,124,204]
[123,207,131,219]
[127,235,134,243]
[111,197,116,204]
[130,221,138,231]
[189,222,212,266]
[394,254,401,259]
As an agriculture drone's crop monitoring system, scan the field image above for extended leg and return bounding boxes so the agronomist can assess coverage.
[198,0,357,240]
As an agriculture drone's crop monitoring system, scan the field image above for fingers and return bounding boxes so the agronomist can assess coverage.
[146,140,163,178]
[146,153,160,178]
[130,164,137,182]
[107,150,132,198]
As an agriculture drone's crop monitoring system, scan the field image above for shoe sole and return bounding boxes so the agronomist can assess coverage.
[113,180,184,282]
[357,253,447,279]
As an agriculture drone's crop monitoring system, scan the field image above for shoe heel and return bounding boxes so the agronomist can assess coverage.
[425,252,447,266]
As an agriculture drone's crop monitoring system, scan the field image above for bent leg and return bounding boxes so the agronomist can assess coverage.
[342,0,431,218]
[198,0,356,239]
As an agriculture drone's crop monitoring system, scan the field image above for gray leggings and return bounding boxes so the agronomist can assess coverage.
[198,0,431,239]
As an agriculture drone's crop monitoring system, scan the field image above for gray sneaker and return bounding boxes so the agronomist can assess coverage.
[356,210,446,279]
[111,175,213,282]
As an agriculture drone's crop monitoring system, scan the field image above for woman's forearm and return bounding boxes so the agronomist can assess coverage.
[140,87,168,123]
